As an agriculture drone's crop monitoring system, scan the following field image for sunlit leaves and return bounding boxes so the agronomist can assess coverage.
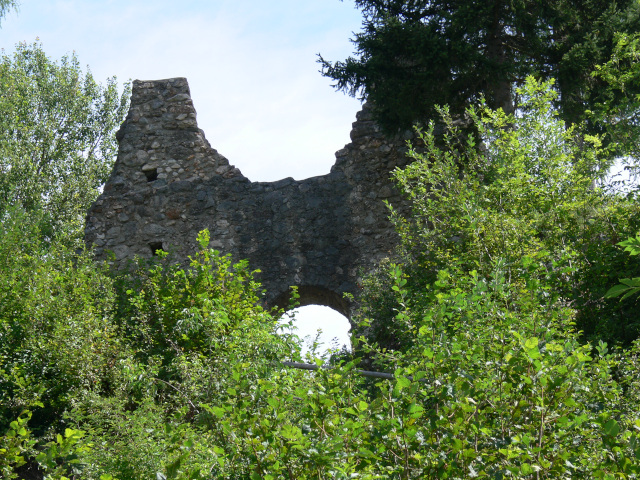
[0,41,129,241]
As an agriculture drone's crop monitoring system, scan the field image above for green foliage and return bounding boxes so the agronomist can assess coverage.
[567,196,640,345]
[593,32,640,163]
[1,409,114,480]
[61,231,300,479]
[1,210,638,479]
[359,77,640,349]
[114,229,293,377]
[0,0,18,25]
[606,233,640,301]
[34,426,95,479]
[320,0,640,138]
[0,411,34,479]
[619,234,640,257]
[402,82,599,268]
[0,41,130,241]
[0,38,133,478]
[65,397,171,479]
[0,210,121,434]
[346,77,640,476]
[352,267,640,477]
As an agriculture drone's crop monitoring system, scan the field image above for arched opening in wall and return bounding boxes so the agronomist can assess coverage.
[275,286,352,355]
[273,285,350,318]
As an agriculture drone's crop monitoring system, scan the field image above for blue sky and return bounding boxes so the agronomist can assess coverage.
[1,0,365,352]
[1,0,363,182]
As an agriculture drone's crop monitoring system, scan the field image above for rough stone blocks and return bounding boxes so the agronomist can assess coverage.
[85,78,414,317]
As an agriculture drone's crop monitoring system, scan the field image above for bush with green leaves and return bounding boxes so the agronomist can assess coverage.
[111,229,297,395]
[349,266,639,477]
[0,209,121,435]
[345,77,640,477]
[354,77,640,350]
[61,230,300,479]
[606,232,640,301]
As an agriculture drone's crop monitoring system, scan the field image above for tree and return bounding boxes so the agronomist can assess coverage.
[0,42,130,241]
[320,0,640,140]
[354,76,640,348]
[0,0,18,25]
[0,207,121,436]
[346,78,640,477]
[592,32,640,166]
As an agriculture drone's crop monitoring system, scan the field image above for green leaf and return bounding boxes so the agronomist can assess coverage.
[196,229,210,249]
[604,419,620,437]
[395,376,411,390]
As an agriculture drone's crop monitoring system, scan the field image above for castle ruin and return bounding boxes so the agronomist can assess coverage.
[85,78,414,317]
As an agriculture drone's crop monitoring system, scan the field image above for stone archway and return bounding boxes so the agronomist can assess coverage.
[273,285,351,319]
[85,78,414,309]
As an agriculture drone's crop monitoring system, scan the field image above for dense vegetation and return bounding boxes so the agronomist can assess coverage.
[2,2,640,479]
[3,75,640,478]
[0,42,130,241]
[320,0,640,144]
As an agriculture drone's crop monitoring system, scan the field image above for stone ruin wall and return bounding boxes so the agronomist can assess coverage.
[85,78,415,317]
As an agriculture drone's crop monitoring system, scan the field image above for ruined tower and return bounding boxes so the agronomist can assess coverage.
[85,78,414,316]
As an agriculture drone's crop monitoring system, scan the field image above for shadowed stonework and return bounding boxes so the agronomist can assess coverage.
[85,78,414,317]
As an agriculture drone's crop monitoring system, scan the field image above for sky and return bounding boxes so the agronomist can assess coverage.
[1,0,365,353]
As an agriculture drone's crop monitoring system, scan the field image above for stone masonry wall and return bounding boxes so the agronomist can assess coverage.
[85,78,415,317]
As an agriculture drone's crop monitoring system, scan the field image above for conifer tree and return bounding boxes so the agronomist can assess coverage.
[320,0,640,139]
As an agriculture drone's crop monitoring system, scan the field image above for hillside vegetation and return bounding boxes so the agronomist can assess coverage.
[2,4,640,478]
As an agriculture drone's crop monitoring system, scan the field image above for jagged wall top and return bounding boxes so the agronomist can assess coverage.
[110,77,243,188]
[86,78,415,316]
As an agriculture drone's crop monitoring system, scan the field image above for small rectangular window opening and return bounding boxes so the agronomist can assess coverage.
[144,168,158,182]
[149,241,165,256]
